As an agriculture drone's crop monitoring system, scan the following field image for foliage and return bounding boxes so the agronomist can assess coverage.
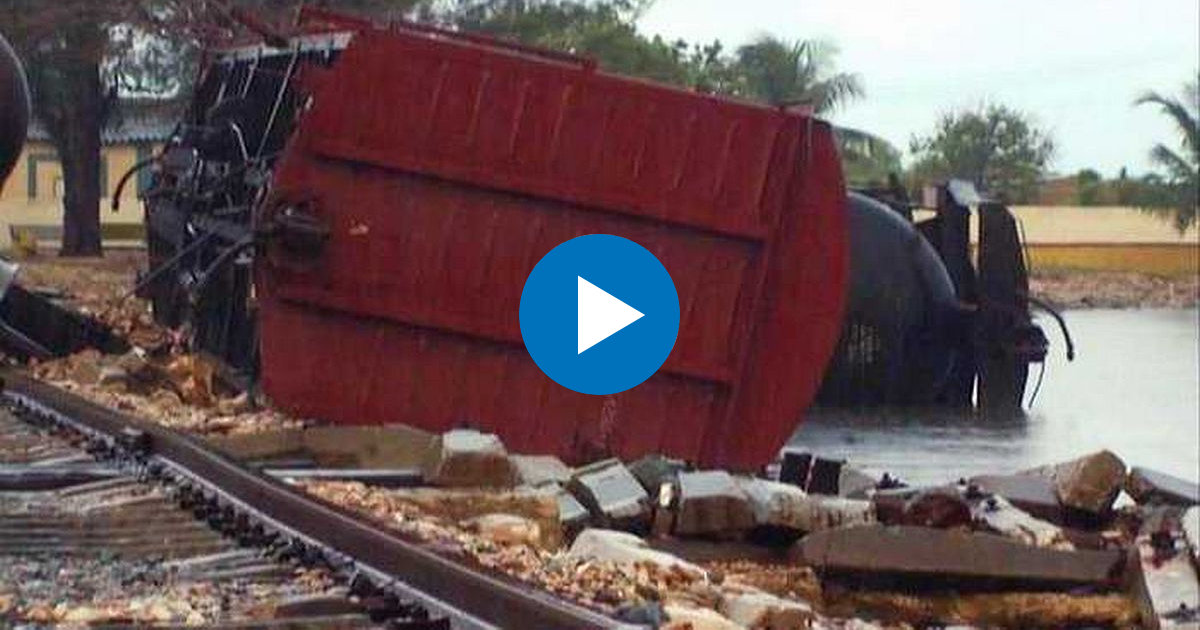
[733,36,862,113]
[1133,74,1199,232]
[907,103,1055,204]
[837,127,902,188]
[1075,168,1103,205]
[3,0,881,252]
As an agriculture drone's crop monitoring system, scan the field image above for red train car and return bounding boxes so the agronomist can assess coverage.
[152,11,850,470]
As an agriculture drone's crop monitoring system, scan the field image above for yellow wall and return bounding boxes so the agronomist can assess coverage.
[0,140,156,248]
[1004,205,1199,245]
[1025,244,1198,277]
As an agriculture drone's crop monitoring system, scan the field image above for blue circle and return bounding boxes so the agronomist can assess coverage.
[520,234,680,395]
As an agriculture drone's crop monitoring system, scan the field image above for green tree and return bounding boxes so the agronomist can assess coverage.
[732,36,862,112]
[908,103,1055,204]
[837,127,901,188]
[1134,74,1199,232]
[1075,168,1103,205]
[0,0,423,256]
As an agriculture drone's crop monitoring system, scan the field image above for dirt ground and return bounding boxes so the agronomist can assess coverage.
[8,249,1197,311]
[1028,269,1199,310]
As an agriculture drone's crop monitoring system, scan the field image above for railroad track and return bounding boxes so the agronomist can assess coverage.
[0,371,635,630]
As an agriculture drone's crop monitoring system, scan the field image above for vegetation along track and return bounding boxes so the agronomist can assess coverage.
[0,370,632,630]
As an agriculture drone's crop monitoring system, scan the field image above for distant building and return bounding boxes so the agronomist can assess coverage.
[982,206,1199,277]
[0,98,176,249]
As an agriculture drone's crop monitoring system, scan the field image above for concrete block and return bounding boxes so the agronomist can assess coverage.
[969,474,1065,524]
[1185,506,1199,564]
[567,459,651,530]
[737,477,874,533]
[1130,507,1200,630]
[510,454,572,487]
[838,466,878,498]
[971,495,1073,550]
[1020,450,1127,515]
[901,488,972,529]
[628,454,688,494]
[797,525,1124,589]
[1126,467,1200,507]
[718,583,813,629]
[566,528,705,577]
[422,429,517,488]
[674,471,755,537]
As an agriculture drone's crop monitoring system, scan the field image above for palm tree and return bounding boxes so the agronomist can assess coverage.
[1134,75,1199,232]
[734,36,862,113]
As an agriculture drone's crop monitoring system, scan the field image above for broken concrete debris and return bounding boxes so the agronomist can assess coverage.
[462,513,543,547]
[970,494,1073,550]
[628,454,689,494]
[968,474,1065,524]
[797,525,1124,589]
[421,428,517,488]
[1020,449,1127,515]
[1130,506,1200,629]
[737,477,875,534]
[897,488,972,529]
[567,458,651,531]
[1127,466,1200,507]
[717,582,815,628]
[836,466,878,499]
[509,454,572,487]
[674,471,756,538]
[566,528,706,578]
[1186,506,1200,563]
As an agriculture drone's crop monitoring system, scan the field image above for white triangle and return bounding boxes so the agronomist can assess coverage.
[578,276,644,354]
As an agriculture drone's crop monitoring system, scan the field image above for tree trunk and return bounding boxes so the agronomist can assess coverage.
[57,61,103,257]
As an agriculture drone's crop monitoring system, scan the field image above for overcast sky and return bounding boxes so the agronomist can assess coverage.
[638,0,1199,176]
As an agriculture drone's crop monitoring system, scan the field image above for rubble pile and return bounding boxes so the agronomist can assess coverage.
[300,429,1200,629]
[32,349,305,437]
[14,255,170,349]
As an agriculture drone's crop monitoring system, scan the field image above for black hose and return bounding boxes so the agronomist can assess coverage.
[1025,294,1076,361]
[110,157,160,212]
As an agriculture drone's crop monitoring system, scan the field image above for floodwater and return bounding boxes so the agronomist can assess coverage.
[789,308,1200,486]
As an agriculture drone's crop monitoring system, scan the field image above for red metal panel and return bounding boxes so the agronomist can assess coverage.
[257,22,847,470]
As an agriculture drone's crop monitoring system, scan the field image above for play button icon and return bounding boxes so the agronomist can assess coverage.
[577,277,643,354]
[520,235,680,395]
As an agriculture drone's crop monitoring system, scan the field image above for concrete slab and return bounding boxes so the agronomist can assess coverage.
[797,525,1124,589]
[1130,507,1200,630]
[674,471,755,538]
[1020,450,1126,515]
[510,454,572,487]
[567,459,650,531]
[1127,467,1200,507]
[737,477,873,534]
[422,429,517,487]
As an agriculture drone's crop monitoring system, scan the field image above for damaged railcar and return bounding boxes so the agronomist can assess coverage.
[130,8,850,470]
[817,184,1070,418]
[2,9,1065,469]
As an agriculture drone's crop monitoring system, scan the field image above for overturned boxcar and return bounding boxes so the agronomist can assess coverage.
[3,9,1059,470]
[133,9,849,470]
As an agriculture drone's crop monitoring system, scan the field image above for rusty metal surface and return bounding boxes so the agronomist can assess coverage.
[1,370,640,630]
[257,17,848,470]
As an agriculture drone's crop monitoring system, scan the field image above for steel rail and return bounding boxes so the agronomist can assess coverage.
[0,370,640,630]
